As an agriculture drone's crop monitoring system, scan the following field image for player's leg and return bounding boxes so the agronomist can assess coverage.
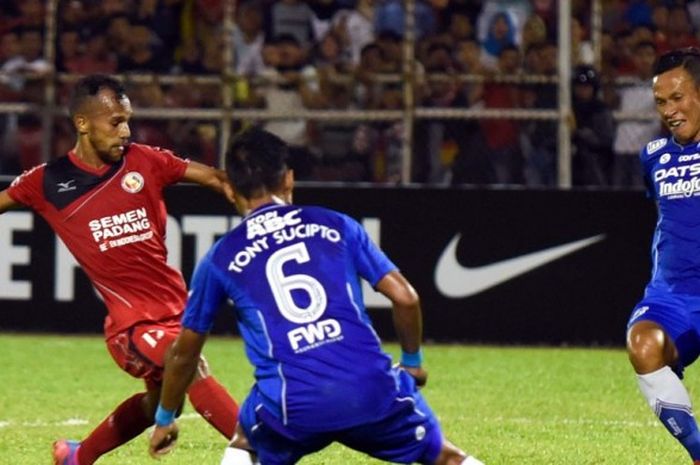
[432,439,484,465]
[187,353,240,438]
[53,331,162,465]
[61,389,160,465]
[126,320,239,438]
[221,387,329,465]
[627,297,700,463]
[221,422,258,465]
[339,368,484,465]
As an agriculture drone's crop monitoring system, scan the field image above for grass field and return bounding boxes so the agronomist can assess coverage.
[0,333,695,465]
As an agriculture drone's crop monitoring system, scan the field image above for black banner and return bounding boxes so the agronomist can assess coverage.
[0,182,656,345]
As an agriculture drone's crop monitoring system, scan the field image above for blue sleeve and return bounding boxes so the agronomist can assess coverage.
[344,215,397,286]
[181,248,227,334]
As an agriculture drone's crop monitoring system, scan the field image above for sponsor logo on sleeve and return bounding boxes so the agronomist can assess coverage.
[647,138,668,155]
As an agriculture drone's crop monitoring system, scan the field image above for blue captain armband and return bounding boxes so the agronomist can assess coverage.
[400,349,423,368]
[155,404,176,426]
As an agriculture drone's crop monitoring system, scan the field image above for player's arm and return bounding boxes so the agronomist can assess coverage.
[0,189,22,214]
[149,328,207,458]
[376,270,428,386]
[181,161,235,205]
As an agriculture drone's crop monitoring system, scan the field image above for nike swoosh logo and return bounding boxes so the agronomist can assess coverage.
[435,234,605,298]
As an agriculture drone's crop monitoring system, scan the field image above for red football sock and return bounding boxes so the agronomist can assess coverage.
[187,376,239,439]
[77,393,151,465]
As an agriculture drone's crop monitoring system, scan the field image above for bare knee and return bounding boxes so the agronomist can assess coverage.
[626,321,677,374]
[229,423,251,450]
[193,354,211,380]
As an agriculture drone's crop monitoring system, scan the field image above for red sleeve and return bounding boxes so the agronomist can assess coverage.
[6,164,46,211]
[140,144,190,186]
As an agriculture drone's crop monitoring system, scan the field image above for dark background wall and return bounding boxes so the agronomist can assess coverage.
[0,182,657,346]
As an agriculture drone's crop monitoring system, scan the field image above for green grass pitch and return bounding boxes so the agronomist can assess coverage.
[0,333,695,465]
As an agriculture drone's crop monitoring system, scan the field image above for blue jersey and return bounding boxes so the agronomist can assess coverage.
[182,202,399,431]
[641,136,700,295]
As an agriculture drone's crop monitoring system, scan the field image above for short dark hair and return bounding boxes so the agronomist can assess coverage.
[225,127,289,199]
[653,47,700,85]
[68,74,126,117]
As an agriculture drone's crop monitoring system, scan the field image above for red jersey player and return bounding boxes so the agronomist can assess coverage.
[0,74,239,465]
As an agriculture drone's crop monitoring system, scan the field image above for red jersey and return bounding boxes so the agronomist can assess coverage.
[7,143,190,338]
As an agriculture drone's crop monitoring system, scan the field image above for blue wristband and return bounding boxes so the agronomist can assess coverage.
[155,404,176,427]
[400,349,423,367]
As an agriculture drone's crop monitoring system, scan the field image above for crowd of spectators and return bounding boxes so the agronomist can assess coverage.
[0,0,698,187]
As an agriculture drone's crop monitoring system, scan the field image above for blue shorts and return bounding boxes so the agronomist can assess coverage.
[239,369,443,465]
[627,289,700,376]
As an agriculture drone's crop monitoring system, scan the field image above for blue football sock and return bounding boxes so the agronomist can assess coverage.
[657,401,700,459]
[638,366,700,460]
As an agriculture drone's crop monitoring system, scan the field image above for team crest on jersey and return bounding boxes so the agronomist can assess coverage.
[659,153,672,164]
[121,171,144,193]
[647,138,668,155]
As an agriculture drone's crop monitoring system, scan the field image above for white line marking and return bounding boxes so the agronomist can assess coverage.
[0,413,201,429]
[480,416,660,428]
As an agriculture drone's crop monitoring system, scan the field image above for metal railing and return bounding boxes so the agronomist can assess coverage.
[0,0,649,187]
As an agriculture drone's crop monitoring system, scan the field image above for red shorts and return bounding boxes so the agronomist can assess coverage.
[106,317,181,390]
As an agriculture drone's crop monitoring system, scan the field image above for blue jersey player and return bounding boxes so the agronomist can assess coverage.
[627,47,700,465]
[147,127,485,465]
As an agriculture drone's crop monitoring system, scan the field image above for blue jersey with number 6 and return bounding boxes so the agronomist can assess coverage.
[182,202,399,431]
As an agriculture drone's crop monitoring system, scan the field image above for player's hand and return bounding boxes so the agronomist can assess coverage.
[149,422,179,459]
[222,180,236,205]
[401,365,428,388]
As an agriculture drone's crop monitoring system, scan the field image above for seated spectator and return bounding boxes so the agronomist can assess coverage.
[119,23,171,72]
[177,37,205,74]
[480,44,524,185]
[521,40,558,186]
[477,1,532,49]
[330,0,375,66]
[56,28,80,72]
[135,0,181,58]
[655,5,700,54]
[445,11,475,44]
[67,30,118,75]
[269,0,317,50]
[256,34,322,179]
[16,0,44,29]
[453,37,485,106]
[232,0,265,76]
[570,65,615,186]
[650,3,669,42]
[313,81,369,182]
[0,2,20,34]
[521,13,547,53]
[480,11,517,71]
[200,31,226,75]
[415,47,491,185]
[613,40,659,188]
[313,30,353,86]
[374,0,437,41]
[106,14,133,64]
[0,28,22,95]
[375,30,402,74]
[354,82,404,183]
[354,41,384,108]
[2,26,51,103]
[572,16,594,66]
